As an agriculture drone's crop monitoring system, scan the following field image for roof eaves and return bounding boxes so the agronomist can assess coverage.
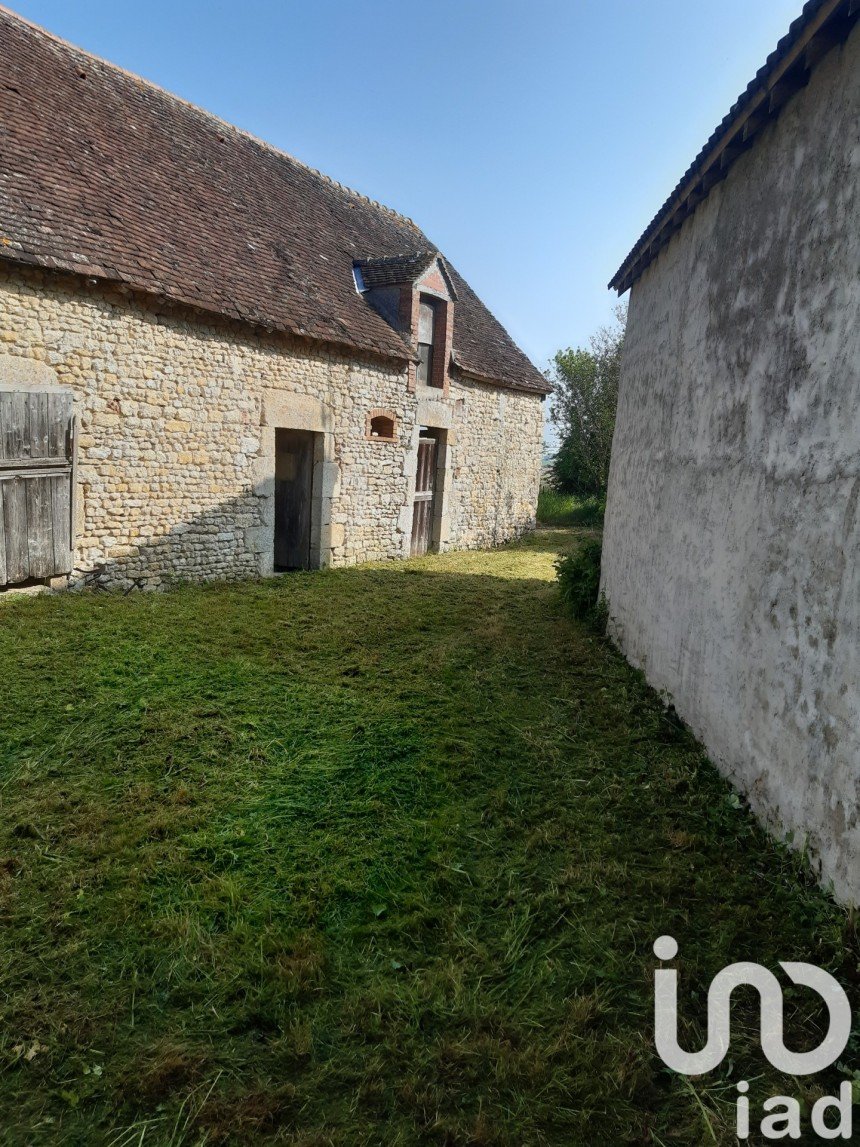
[0,249,415,365]
[451,352,551,396]
[609,0,859,295]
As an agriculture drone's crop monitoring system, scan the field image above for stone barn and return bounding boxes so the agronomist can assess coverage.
[0,9,548,592]
[603,0,859,903]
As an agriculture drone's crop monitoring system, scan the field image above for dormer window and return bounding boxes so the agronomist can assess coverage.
[355,254,455,393]
[417,296,439,387]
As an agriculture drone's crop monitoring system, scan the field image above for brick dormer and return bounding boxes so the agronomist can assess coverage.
[354,251,457,396]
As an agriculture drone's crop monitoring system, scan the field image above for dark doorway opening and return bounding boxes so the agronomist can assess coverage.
[275,428,317,571]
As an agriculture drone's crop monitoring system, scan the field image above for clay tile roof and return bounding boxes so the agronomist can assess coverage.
[0,7,549,395]
[610,0,860,295]
[354,251,439,289]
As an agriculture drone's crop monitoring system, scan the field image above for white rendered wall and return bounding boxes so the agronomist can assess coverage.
[602,26,860,904]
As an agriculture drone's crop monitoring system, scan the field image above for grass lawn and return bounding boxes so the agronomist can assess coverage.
[535,490,604,528]
[0,529,854,1145]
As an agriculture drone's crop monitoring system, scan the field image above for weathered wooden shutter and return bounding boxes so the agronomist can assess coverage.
[410,434,437,557]
[0,390,74,586]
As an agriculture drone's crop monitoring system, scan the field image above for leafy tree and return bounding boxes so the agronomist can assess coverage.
[548,303,627,497]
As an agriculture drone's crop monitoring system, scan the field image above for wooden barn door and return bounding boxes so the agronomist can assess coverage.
[0,390,74,588]
[410,432,437,556]
[274,428,315,571]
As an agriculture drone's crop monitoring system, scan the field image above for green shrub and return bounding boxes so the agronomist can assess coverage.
[537,487,570,523]
[567,495,605,528]
[555,537,606,627]
[537,489,605,528]
[548,304,626,497]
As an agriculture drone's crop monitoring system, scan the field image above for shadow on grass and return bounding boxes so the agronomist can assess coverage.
[0,552,853,1146]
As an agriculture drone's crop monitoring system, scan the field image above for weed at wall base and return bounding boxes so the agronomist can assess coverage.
[555,537,606,628]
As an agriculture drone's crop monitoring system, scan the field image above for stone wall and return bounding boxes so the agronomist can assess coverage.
[601,25,860,904]
[445,382,543,550]
[0,263,543,587]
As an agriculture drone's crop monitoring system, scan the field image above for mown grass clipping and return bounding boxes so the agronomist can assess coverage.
[0,529,855,1145]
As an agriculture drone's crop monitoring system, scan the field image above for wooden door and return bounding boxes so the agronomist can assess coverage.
[0,390,74,587]
[274,428,315,570]
[411,433,437,556]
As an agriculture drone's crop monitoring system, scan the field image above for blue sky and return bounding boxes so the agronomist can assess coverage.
[12,0,802,379]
